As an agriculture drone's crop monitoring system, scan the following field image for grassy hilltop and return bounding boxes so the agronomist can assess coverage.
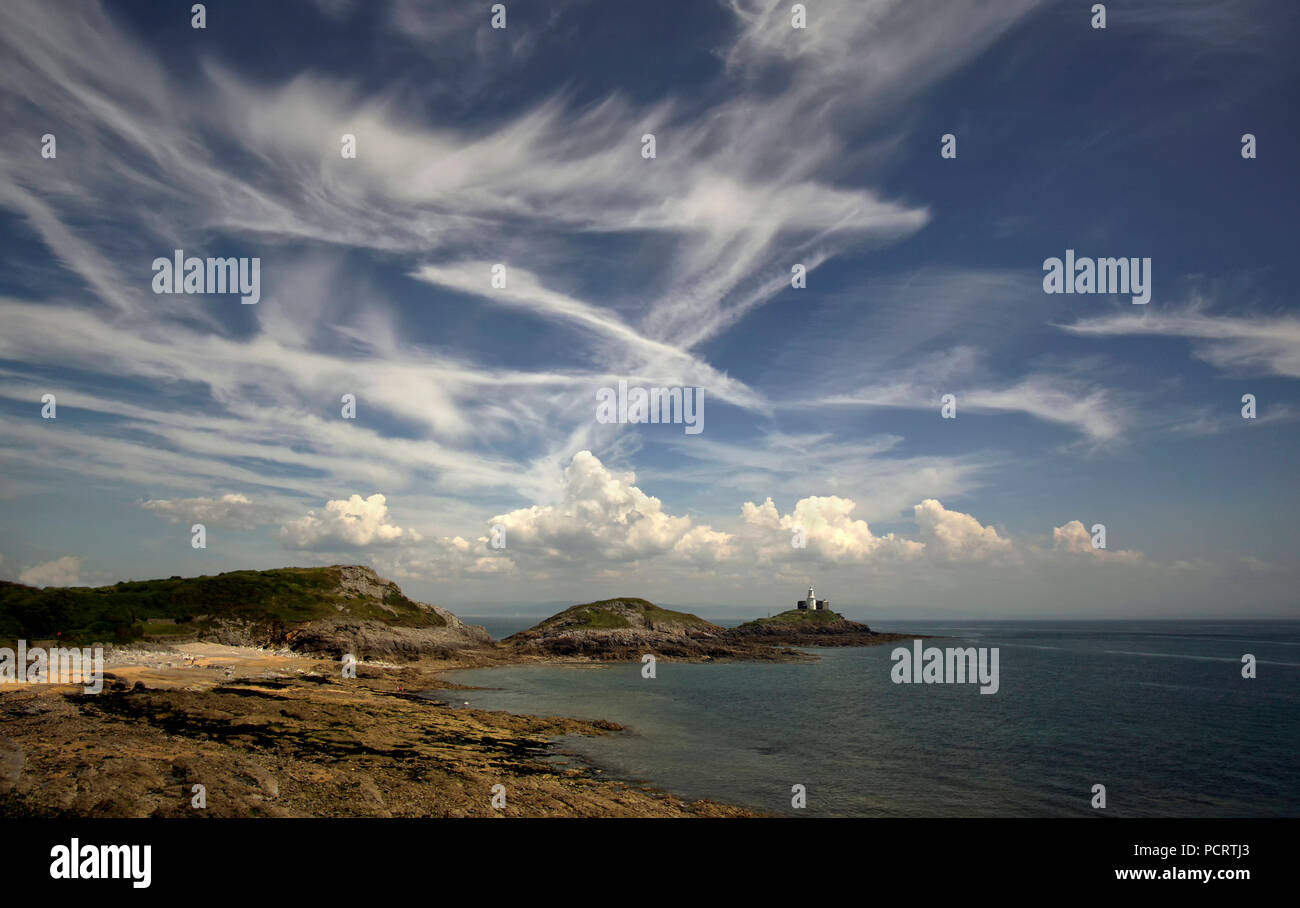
[523,597,714,633]
[0,565,444,647]
[739,608,846,627]
[502,597,806,661]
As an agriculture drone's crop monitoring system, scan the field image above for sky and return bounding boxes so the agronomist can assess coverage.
[0,0,1297,619]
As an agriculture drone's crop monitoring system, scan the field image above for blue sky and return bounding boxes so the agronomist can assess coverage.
[0,0,1297,618]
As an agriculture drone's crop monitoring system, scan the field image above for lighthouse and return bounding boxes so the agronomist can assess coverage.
[797,585,828,611]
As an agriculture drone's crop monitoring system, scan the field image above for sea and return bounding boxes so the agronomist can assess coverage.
[440,619,1300,817]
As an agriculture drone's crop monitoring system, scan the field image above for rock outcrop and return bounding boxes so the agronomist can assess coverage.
[725,609,908,647]
[267,566,492,660]
[284,615,492,661]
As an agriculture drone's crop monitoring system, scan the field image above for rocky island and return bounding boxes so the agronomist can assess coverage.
[504,597,807,661]
[728,608,908,647]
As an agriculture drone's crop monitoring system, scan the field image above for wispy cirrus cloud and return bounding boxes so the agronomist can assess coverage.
[1061,308,1300,379]
[0,0,1292,616]
[793,347,1131,443]
[0,0,971,539]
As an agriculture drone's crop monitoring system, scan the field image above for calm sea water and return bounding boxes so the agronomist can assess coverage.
[443,619,1300,817]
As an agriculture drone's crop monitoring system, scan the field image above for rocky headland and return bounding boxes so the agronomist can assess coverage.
[0,566,918,817]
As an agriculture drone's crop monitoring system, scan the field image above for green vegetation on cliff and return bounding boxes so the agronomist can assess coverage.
[0,565,445,646]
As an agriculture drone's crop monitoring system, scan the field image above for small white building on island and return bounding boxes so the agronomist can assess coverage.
[796,585,829,611]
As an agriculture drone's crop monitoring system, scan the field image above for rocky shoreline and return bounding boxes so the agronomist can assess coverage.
[0,645,756,818]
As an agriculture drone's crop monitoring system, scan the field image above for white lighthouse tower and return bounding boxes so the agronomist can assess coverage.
[797,585,828,611]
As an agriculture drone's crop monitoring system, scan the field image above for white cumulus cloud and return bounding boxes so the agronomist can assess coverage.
[913,499,1014,562]
[490,451,732,563]
[1051,519,1144,563]
[742,495,924,563]
[280,493,420,549]
[19,555,82,588]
